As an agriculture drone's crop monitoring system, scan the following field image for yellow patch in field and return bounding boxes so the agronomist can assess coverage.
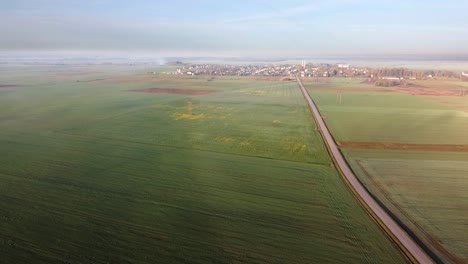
[207,105,225,111]
[215,136,235,143]
[289,143,307,154]
[240,140,251,146]
[281,137,308,155]
[251,90,266,95]
[241,89,266,95]
[173,112,207,120]
[273,120,281,124]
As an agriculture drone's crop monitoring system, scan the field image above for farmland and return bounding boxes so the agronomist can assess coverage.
[307,78,468,263]
[0,66,405,263]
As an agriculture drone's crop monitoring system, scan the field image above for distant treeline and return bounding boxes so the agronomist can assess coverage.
[369,68,460,79]
[375,80,401,87]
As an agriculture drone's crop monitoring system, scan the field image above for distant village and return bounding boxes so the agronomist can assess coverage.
[172,62,368,78]
[169,62,468,83]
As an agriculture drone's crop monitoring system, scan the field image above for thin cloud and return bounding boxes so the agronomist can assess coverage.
[344,24,468,33]
[221,4,319,24]
[220,0,365,24]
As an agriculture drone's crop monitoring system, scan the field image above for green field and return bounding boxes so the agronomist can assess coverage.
[0,66,405,263]
[307,78,468,263]
[307,84,468,145]
[345,150,468,264]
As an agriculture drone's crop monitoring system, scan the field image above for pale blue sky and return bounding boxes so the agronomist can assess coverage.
[1,0,467,56]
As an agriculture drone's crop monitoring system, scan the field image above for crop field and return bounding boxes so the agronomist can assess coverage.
[307,79,468,145]
[307,78,468,263]
[0,66,405,263]
[345,150,468,263]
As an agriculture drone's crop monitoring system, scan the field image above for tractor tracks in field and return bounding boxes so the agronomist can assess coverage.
[0,193,317,264]
[296,76,437,264]
[355,160,462,264]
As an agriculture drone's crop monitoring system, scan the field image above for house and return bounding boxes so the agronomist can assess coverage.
[381,77,401,80]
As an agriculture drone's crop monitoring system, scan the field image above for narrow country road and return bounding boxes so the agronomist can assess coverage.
[296,76,433,264]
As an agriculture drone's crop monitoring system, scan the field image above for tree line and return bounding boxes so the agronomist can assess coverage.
[369,68,460,79]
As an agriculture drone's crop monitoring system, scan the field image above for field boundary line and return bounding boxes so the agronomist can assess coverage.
[296,76,437,264]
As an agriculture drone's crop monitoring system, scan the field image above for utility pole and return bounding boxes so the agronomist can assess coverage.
[187,99,193,115]
[336,90,342,104]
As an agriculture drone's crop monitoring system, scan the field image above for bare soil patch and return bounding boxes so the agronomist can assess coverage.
[0,84,21,88]
[338,141,468,152]
[100,74,159,84]
[398,82,426,89]
[360,79,374,85]
[395,87,462,96]
[127,88,218,95]
[365,79,466,96]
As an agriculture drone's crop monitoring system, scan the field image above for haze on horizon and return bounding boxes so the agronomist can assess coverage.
[1,0,468,58]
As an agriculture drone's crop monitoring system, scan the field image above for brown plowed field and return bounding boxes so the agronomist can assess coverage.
[127,88,218,95]
[0,84,21,88]
[338,141,468,152]
[395,87,463,96]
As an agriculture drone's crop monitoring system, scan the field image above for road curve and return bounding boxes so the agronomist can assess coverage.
[296,76,433,264]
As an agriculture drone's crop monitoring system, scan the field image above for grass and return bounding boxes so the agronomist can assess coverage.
[307,88,468,144]
[0,66,405,263]
[306,78,468,263]
[303,77,366,87]
[344,149,468,263]
[451,81,468,87]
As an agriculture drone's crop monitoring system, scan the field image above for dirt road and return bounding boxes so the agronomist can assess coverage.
[296,76,434,264]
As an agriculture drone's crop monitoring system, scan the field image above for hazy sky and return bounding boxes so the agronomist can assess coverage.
[1,0,468,57]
